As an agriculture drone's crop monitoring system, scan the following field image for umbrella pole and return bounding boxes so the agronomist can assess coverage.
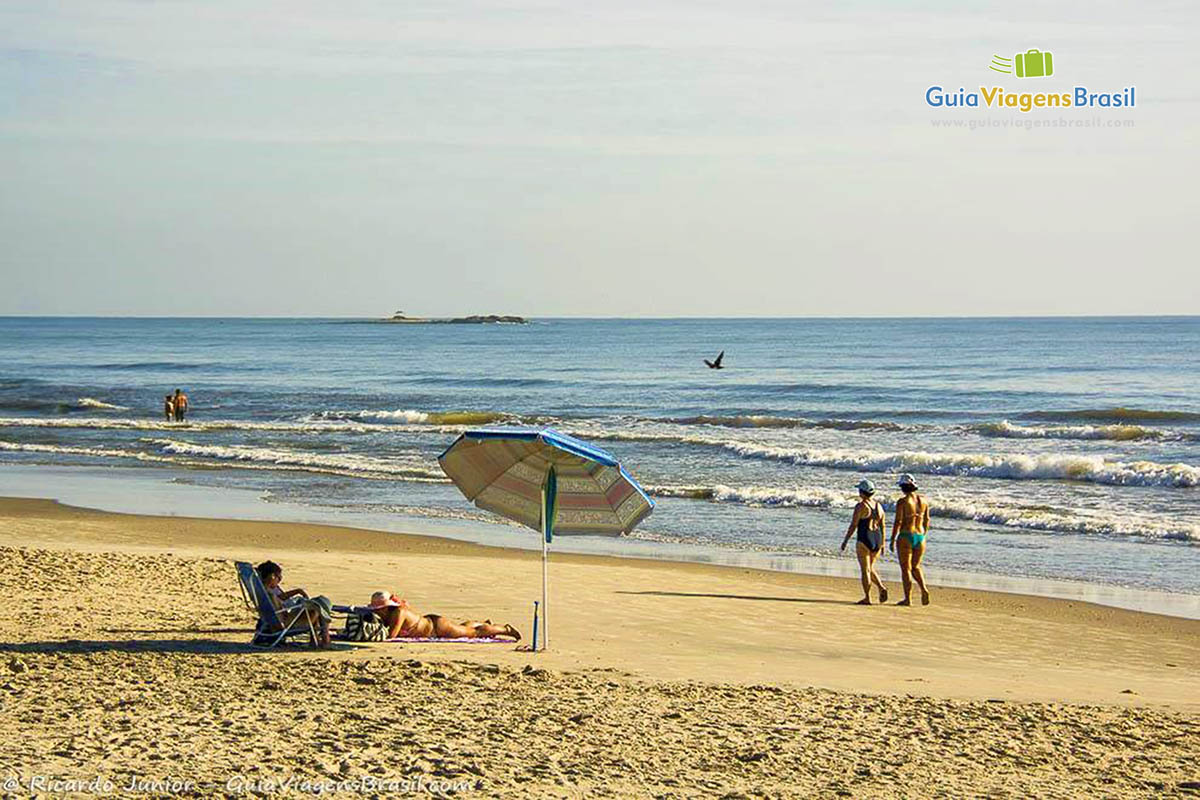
[541,535,548,651]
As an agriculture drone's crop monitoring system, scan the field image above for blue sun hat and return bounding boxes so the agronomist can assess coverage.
[856,479,875,494]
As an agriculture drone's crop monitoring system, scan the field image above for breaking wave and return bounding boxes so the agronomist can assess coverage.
[576,426,1200,488]
[74,397,129,411]
[0,414,520,436]
[659,414,903,431]
[308,409,515,426]
[719,442,1200,488]
[144,439,447,481]
[0,438,448,483]
[968,420,1174,442]
[649,484,845,507]
[646,483,1200,543]
[0,416,394,434]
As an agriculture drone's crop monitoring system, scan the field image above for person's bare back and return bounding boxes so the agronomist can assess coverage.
[173,389,189,421]
[895,493,929,533]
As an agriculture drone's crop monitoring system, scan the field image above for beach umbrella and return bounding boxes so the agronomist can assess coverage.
[438,427,655,650]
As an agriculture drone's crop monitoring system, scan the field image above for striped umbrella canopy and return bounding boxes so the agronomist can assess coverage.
[439,427,654,651]
[437,427,654,536]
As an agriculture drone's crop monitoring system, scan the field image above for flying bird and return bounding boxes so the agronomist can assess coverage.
[704,351,725,369]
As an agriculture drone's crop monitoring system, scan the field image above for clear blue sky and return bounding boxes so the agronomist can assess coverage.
[1,1,1195,316]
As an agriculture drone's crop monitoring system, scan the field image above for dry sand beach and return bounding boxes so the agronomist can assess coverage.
[1,496,1198,797]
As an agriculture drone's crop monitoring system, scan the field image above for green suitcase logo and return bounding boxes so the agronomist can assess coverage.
[989,49,1054,78]
[1015,49,1053,78]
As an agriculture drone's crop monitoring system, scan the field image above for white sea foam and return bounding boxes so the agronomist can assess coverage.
[75,397,128,411]
[968,420,1171,442]
[4,436,1196,543]
[660,414,904,432]
[347,409,430,423]
[310,409,512,426]
[646,482,1200,542]
[144,439,446,480]
[0,416,393,435]
[576,425,1200,488]
[647,483,846,508]
[0,438,448,482]
[0,440,147,461]
[718,442,1200,488]
[6,412,1197,489]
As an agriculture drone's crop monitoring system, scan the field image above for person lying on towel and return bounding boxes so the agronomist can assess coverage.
[368,591,520,641]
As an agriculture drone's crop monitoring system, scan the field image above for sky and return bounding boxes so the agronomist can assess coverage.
[1,1,1196,317]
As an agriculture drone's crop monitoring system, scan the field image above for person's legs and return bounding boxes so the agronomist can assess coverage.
[896,537,913,606]
[429,617,476,638]
[467,621,521,640]
[429,616,520,640]
[854,542,872,604]
[298,608,329,647]
[867,548,887,602]
[911,542,930,605]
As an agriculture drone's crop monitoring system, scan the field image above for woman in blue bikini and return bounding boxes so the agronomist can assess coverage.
[889,473,931,606]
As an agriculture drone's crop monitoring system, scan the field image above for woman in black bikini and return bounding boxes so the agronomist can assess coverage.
[841,479,889,605]
[368,592,521,641]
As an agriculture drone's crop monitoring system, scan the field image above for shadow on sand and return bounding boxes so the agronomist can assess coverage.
[0,638,356,656]
[616,590,853,605]
[99,627,253,635]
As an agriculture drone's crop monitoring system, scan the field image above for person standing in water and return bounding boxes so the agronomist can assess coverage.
[172,388,189,422]
[163,394,174,422]
[841,479,888,605]
[890,473,931,606]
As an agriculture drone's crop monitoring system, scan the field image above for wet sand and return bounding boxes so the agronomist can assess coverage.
[1,497,1198,797]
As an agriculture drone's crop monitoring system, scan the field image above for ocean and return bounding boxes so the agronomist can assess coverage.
[1,316,1198,598]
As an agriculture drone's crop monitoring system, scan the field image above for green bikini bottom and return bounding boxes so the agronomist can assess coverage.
[899,532,926,548]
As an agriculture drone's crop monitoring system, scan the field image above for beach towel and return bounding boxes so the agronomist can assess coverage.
[290,594,332,621]
[384,637,511,644]
[328,605,514,644]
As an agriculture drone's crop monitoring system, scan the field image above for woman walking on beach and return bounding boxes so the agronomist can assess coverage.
[841,479,888,605]
[890,473,931,606]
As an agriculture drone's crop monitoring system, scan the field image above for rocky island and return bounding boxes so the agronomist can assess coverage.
[384,312,528,324]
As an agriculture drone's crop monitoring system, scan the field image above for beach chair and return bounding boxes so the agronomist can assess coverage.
[234,561,320,648]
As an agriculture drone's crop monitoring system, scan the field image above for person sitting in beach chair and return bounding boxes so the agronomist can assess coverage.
[367,591,520,641]
[244,560,332,647]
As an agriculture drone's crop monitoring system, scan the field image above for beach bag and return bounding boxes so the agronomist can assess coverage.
[343,609,388,642]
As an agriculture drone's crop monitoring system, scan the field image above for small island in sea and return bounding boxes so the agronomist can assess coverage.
[383,311,529,324]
